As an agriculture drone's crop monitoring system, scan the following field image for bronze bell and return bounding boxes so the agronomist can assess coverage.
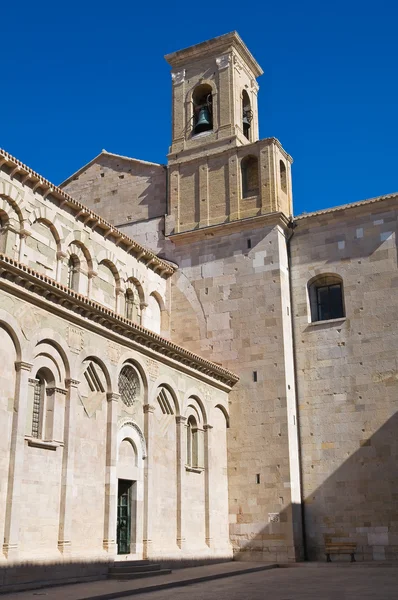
[195,106,212,134]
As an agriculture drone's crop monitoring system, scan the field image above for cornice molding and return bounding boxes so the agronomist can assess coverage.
[0,254,238,389]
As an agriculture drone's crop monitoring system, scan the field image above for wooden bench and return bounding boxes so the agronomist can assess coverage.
[325,542,356,562]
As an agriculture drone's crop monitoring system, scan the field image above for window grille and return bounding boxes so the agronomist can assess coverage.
[32,378,42,438]
[118,366,139,408]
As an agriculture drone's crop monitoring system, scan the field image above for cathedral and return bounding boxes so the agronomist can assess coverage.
[0,31,397,589]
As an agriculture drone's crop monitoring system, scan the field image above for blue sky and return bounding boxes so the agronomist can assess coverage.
[1,0,397,216]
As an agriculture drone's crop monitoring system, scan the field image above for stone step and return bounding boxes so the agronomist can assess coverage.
[111,560,151,567]
[108,568,172,580]
[109,563,161,574]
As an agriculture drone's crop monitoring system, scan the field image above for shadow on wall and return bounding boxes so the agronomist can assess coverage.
[233,410,398,562]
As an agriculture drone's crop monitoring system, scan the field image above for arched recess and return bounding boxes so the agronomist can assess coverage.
[0,192,24,228]
[186,80,217,138]
[116,355,148,408]
[0,196,21,258]
[241,155,259,198]
[123,278,145,324]
[242,89,252,140]
[145,292,164,335]
[183,389,208,426]
[26,215,61,279]
[25,329,72,380]
[149,374,180,417]
[116,420,146,556]
[93,259,121,312]
[66,241,92,295]
[280,160,287,193]
[76,353,111,419]
[214,403,230,429]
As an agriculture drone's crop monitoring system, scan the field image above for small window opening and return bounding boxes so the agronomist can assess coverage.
[253,371,258,382]
[192,84,213,135]
[242,90,253,140]
[32,377,44,438]
[247,238,252,249]
[186,416,198,467]
[280,160,287,193]
[256,474,261,484]
[309,275,345,322]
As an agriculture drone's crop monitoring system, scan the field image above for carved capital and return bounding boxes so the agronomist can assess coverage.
[216,54,231,71]
[57,250,68,261]
[203,424,213,431]
[15,361,33,372]
[107,392,120,403]
[143,403,156,414]
[171,70,185,85]
[66,378,80,388]
[176,415,187,424]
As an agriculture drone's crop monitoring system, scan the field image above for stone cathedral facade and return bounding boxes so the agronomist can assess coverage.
[0,31,397,588]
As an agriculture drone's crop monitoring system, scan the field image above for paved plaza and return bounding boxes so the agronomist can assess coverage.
[1,564,398,600]
[122,567,398,600]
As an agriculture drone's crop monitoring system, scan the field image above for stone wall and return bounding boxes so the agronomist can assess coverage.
[167,216,303,562]
[291,199,398,560]
[63,152,166,227]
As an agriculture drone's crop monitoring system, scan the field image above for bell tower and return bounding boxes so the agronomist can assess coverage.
[165,32,293,235]
[165,31,262,156]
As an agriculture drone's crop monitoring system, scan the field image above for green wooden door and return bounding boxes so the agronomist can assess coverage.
[117,479,132,554]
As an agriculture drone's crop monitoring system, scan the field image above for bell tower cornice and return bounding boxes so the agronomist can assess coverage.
[165,31,263,78]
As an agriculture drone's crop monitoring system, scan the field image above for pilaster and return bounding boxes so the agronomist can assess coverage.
[176,415,187,549]
[103,391,120,555]
[3,361,33,559]
[58,378,79,554]
[143,403,156,558]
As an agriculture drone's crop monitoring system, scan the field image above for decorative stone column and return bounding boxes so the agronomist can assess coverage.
[143,403,155,559]
[176,415,187,549]
[140,302,148,328]
[56,250,67,283]
[87,271,97,299]
[58,378,79,554]
[204,424,214,548]
[103,392,120,554]
[3,361,33,559]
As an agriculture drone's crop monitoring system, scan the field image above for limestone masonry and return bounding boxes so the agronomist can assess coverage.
[0,31,397,589]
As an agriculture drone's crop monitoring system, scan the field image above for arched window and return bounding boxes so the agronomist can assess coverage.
[280,160,287,193]
[67,255,80,291]
[32,376,45,438]
[242,90,252,140]
[31,367,55,439]
[192,84,213,135]
[124,286,141,324]
[186,416,198,468]
[308,275,345,322]
[0,213,8,254]
[241,155,259,198]
[118,365,140,408]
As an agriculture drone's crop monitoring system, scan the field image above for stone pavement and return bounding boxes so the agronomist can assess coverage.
[0,562,276,599]
[104,566,398,600]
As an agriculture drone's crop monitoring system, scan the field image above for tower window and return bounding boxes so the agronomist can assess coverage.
[241,155,259,198]
[242,90,252,140]
[308,275,345,322]
[280,160,287,193]
[192,84,213,135]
